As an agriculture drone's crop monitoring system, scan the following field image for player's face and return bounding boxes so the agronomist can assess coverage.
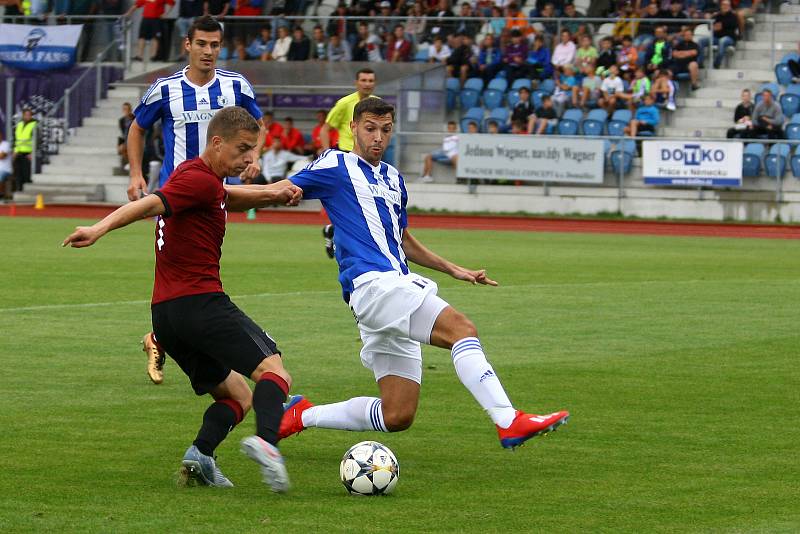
[214,130,258,176]
[355,74,376,97]
[186,30,222,73]
[351,113,393,166]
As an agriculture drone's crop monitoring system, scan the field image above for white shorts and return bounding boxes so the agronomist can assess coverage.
[349,272,450,384]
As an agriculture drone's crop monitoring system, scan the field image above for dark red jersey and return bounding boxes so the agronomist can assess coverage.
[151,158,226,305]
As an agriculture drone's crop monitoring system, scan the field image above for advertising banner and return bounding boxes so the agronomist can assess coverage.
[643,140,743,187]
[456,134,605,183]
[0,24,83,71]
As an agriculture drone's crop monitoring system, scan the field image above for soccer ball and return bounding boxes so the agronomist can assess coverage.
[339,440,399,495]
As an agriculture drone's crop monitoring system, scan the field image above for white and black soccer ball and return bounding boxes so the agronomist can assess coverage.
[339,440,399,495]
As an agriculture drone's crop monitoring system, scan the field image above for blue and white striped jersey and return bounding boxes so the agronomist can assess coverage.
[134,67,262,186]
[289,150,410,298]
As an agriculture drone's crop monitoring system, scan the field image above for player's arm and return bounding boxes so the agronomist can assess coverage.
[126,118,148,201]
[62,194,165,248]
[223,180,303,211]
[401,229,498,286]
[320,122,334,150]
[240,117,267,181]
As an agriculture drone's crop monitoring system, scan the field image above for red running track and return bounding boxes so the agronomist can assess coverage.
[2,204,800,240]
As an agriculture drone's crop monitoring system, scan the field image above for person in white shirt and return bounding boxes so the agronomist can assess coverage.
[420,121,459,182]
[272,26,292,62]
[598,65,625,114]
[0,131,11,201]
[551,29,577,70]
[428,35,452,64]
[261,138,309,183]
[327,33,352,62]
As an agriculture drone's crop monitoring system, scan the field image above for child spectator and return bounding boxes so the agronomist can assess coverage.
[387,24,412,62]
[261,138,309,183]
[596,37,617,74]
[625,93,660,136]
[505,2,531,36]
[476,34,502,83]
[281,117,306,155]
[671,27,701,90]
[651,68,677,111]
[551,29,577,70]
[428,35,452,64]
[613,1,639,43]
[118,102,135,170]
[575,34,598,72]
[327,33,352,62]
[622,67,652,110]
[525,34,553,81]
[531,95,558,135]
[510,120,528,135]
[420,121,459,183]
[552,64,579,114]
[511,87,536,132]
[486,120,500,134]
[488,5,506,36]
[247,26,275,60]
[272,26,292,62]
[578,65,601,109]
[726,89,755,139]
[616,35,638,74]
[599,64,625,114]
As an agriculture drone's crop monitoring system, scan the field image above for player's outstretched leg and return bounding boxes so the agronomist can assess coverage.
[180,445,234,487]
[279,395,389,439]
[322,224,335,259]
[142,331,165,384]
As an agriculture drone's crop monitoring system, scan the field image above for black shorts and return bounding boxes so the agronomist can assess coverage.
[638,123,655,133]
[139,18,163,40]
[151,292,280,395]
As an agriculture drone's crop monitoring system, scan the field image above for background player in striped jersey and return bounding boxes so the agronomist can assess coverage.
[125,16,267,385]
[280,98,570,449]
[319,68,377,259]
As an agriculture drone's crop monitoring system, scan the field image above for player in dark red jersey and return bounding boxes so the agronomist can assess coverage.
[63,107,303,492]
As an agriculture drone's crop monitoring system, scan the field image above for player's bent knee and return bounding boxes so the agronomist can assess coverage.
[382,409,415,432]
[251,354,292,389]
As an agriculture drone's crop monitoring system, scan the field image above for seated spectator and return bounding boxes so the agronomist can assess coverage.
[712,0,738,69]
[525,34,553,81]
[327,33,352,61]
[596,37,617,74]
[446,33,474,84]
[618,66,652,109]
[118,102,134,170]
[280,117,306,155]
[637,2,666,51]
[734,0,759,37]
[272,26,292,62]
[510,119,528,135]
[487,5,506,37]
[613,2,639,44]
[425,0,455,43]
[490,29,528,85]
[625,93,661,136]
[598,65,625,114]
[651,68,677,111]
[663,0,689,37]
[531,95,559,135]
[538,3,559,40]
[552,29,577,71]
[327,2,355,43]
[476,33,502,83]
[263,111,284,143]
[486,120,500,134]
[645,26,672,74]
[552,64,579,114]
[562,3,587,37]
[428,35,452,64]
[387,24,413,62]
[505,2,531,36]
[617,35,638,75]
[511,86,536,133]
[247,26,275,61]
[671,27,701,90]
[353,21,384,62]
[310,25,328,60]
[0,131,11,201]
[405,2,428,44]
[288,26,311,61]
[261,138,309,183]
[752,89,784,139]
[454,2,480,39]
[310,109,338,154]
[374,1,395,40]
[420,120,459,182]
[788,41,800,82]
[578,65,602,108]
[726,89,755,138]
[575,35,598,72]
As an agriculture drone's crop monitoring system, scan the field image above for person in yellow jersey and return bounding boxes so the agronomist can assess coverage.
[13,108,36,193]
[319,67,377,258]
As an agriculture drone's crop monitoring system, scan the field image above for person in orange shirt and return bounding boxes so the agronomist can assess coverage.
[505,3,531,36]
[309,109,338,155]
[262,110,284,146]
[280,117,306,155]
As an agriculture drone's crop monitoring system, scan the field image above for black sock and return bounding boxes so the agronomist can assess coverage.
[193,400,243,456]
[253,372,288,445]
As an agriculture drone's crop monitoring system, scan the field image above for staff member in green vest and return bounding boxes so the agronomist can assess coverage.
[13,108,36,192]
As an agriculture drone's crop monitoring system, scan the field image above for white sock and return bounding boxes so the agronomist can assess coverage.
[451,337,516,428]
[301,396,387,432]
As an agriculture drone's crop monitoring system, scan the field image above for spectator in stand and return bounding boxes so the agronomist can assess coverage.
[645,26,672,74]
[637,2,665,52]
[487,5,506,37]
[511,87,537,134]
[578,64,602,108]
[374,1,395,41]
[525,34,553,81]
[447,33,474,84]
[174,0,202,61]
[787,41,800,82]
[531,95,559,135]
[310,109,338,155]
[598,64,625,114]
[230,1,266,60]
[426,0,455,43]
[712,0,738,68]
[537,3,559,41]
[663,0,688,37]
[575,34,599,72]
[287,26,311,61]
[263,111,284,143]
[552,29,577,71]
[280,117,306,155]
[493,29,528,85]
[420,121,459,183]
[327,33,352,61]
[486,120,500,134]
[454,2,480,39]
[428,35,452,64]
[562,3,585,37]
[353,21,384,62]
[671,27,701,90]
[511,120,528,134]
[387,24,413,62]
[651,68,677,111]
[310,25,328,60]
[617,35,638,75]
[126,0,174,62]
[406,2,428,44]
[726,89,755,138]
[625,93,660,136]
[247,26,275,60]
[327,2,354,43]
[752,89,784,139]
[596,36,617,74]
[558,64,581,113]
[620,66,652,109]
[734,0,760,36]
[272,25,292,61]
[118,102,135,170]
[613,1,639,44]
[476,33,502,82]
[505,3,531,37]
[0,131,11,201]
[204,0,231,18]
[260,138,308,183]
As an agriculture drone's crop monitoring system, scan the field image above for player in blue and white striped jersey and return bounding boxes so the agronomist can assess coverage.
[126,15,265,203]
[127,16,266,386]
[282,98,569,449]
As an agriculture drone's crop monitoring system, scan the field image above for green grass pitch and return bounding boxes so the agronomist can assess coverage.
[1,217,798,532]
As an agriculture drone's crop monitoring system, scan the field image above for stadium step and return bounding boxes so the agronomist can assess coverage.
[736,40,798,51]
[32,173,127,185]
[41,164,114,177]
[756,13,800,22]
[692,85,759,99]
[47,153,117,168]
[705,68,774,82]
[672,108,731,121]
[57,144,117,156]
[752,30,799,42]
[662,126,729,138]
[107,85,143,98]
[779,3,800,14]
[20,183,104,202]
[728,58,780,70]
[82,116,120,127]
[12,192,101,204]
[682,97,744,108]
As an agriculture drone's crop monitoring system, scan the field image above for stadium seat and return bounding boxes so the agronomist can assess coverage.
[609,141,636,175]
[581,109,608,136]
[764,143,790,178]
[511,78,532,92]
[459,78,485,110]
[792,113,800,124]
[780,93,800,117]
[781,52,800,64]
[558,109,583,135]
[483,78,508,109]
[758,82,781,97]
[461,107,485,132]
[539,79,556,95]
[532,90,545,109]
[446,77,460,110]
[506,89,521,108]
[786,123,800,140]
[484,107,510,131]
[414,48,429,62]
[786,84,800,97]
[791,146,800,178]
[607,109,632,137]
[776,63,793,86]
[742,143,765,177]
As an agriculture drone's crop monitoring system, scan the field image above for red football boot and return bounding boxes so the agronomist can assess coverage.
[278,395,314,440]
[497,410,570,449]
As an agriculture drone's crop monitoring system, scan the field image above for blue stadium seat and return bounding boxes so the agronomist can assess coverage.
[484,107,510,131]
[511,78,532,92]
[609,142,635,175]
[414,48,429,62]
[558,109,583,135]
[539,79,556,95]
[780,93,800,117]
[776,63,793,86]
[791,146,800,178]
[742,143,765,177]
[786,123,800,140]
[464,77,484,92]
[532,90,545,109]
[764,143,791,178]
[781,52,800,64]
[581,109,608,136]
[446,77,460,110]
[506,89,521,108]
[758,82,780,97]
[483,78,509,109]
[607,109,632,137]
[792,113,800,124]
[461,107,485,132]
[459,78,485,109]
[487,77,508,92]
[787,84,800,96]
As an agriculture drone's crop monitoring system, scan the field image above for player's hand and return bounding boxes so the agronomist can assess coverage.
[127,174,148,202]
[62,226,102,248]
[267,181,303,206]
[451,266,498,286]
[240,161,262,181]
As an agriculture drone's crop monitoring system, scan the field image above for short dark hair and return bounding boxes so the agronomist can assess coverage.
[353,97,395,122]
[188,15,223,41]
[284,116,294,123]
[207,107,259,143]
[356,67,375,80]
[519,86,530,94]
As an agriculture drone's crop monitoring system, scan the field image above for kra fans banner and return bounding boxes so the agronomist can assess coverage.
[0,24,83,71]
[643,140,744,187]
